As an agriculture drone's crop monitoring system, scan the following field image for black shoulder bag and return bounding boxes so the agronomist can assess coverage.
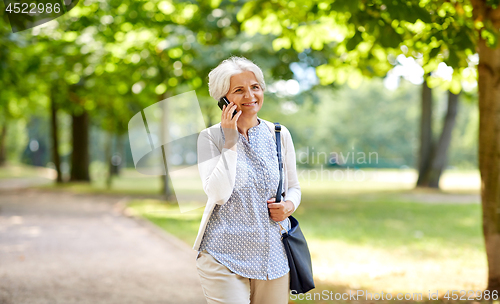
[274,122,315,294]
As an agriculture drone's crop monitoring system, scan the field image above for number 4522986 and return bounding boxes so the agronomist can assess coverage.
[5,2,61,14]
[444,290,498,301]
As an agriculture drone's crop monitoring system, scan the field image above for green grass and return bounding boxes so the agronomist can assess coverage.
[126,190,483,256]
[36,176,163,195]
[0,163,53,179]
[126,199,203,245]
[126,188,486,303]
[32,167,164,196]
[298,191,482,254]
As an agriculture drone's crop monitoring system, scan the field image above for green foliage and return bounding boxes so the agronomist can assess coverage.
[237,0,488,93]
[11,0,308,134]
[0,0,488,170]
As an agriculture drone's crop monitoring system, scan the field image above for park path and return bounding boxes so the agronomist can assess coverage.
[0,188,206,304]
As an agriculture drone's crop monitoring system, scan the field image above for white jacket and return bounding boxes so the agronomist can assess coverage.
[193,118,301,250]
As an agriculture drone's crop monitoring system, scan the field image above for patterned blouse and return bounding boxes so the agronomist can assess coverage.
[199,118,291,280]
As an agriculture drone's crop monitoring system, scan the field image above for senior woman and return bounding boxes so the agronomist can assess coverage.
[194,56,301,304]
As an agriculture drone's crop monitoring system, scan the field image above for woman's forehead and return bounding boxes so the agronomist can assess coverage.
[230,71,258,87]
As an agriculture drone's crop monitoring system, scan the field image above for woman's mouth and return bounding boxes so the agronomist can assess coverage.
[242,101,258,106]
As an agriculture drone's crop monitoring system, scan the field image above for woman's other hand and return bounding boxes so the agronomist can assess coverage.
[267,198,295,222]
[221,102,242,151]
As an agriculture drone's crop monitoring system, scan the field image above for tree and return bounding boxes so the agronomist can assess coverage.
[471,0,500,291]
[238,0,474,187]
[417,89,460,188]
[21,0,302,196]
[416,78,434,186]
[0,15,47,167]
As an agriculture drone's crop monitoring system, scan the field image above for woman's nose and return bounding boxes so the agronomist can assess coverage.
[244,88,254,99]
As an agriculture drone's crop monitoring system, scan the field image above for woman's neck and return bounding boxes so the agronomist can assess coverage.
[237,115,259,138]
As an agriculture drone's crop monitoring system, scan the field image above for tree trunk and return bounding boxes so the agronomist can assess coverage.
[421,91,459,188]
[472,0,500,292]
[416,78,434,187]
[0,120,7,166]
[106,131,113,189]
[159,92,174,201]
[50,86,63,183]
[70,110,90,182]
[115,134,123,176]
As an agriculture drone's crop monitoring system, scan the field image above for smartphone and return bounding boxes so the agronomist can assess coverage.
[218,96,238,118]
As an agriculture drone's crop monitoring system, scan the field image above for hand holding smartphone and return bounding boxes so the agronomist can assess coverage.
[218,96,238,118]
[219,97,240,150]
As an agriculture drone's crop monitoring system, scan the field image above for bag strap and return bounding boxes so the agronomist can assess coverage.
[274,123,288,236]
[274,122,283,203]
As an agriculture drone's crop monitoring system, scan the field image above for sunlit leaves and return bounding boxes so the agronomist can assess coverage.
[241,16,262,36]
[171,3,198,24]
[292,17,346,52]
[210,0,222,9]
[236,0,258,22]
[155,83,167,94]
[158,0,175,14]
[168,77,178,87]
[168,47,183,58]
[239,0,483,92]
[190,77,202,89]
[315,64,335,85]
[272,37,292,51]
[481,27,499,47]
[62,31,78,42]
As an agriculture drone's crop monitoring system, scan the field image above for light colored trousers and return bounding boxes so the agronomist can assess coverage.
[196,250,290,304]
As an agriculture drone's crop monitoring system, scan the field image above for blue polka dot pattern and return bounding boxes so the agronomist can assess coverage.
[199,118,291,280]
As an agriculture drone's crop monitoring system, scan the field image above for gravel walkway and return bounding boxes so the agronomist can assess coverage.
[0,189,206,304]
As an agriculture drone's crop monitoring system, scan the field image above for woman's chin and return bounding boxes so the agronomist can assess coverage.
[239,111,259,118]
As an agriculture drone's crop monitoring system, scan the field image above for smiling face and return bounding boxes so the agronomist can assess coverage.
[226,71,264,118]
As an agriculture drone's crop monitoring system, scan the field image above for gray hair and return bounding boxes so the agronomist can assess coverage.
[208,56,266,101]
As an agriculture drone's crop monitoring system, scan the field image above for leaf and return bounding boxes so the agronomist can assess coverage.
[237,1,258,22]
[379,25,402,49]
[450,77,462,94]
[272,36,292,51]
[446,49,460,68]
[412,6,432,24]
[481,28,499,48]
[316,64,336,85]
[455,30,476,51]
[210,0,222,9]
[347,0,359,12]
[429,46,441,59]
[346,30,363,51]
